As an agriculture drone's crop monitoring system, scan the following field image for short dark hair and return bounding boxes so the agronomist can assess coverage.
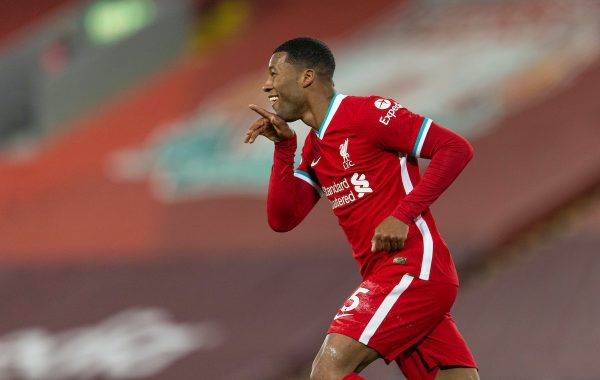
[273,37,335,80]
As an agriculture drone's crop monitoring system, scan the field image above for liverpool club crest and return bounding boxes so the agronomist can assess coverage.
[339,138,355,170]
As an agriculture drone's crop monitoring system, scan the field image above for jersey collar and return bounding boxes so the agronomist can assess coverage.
[314,93,346,140]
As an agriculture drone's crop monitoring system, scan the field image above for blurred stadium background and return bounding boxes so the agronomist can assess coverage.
[0,0,599,379]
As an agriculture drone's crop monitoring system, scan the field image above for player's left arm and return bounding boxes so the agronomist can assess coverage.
[388,113,473,224]
[362,99,474,252]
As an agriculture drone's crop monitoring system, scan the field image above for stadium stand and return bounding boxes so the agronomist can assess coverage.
[0,0,598,379]
[0,0,76,46]
[453,190,600,380]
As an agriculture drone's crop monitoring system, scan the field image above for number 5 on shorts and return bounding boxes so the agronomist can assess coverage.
[341,287,369,312]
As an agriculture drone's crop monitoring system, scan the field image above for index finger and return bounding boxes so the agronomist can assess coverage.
[249,104,274,119]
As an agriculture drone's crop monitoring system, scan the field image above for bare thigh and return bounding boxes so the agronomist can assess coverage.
[311,333,380,380]
[436,367,480,380]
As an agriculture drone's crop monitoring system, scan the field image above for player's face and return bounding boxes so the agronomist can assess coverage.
[262,52,306,122]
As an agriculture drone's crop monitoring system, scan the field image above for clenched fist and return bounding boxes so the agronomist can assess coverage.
[371,216,409,252]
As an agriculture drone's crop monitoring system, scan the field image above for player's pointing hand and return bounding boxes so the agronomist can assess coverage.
[245,104,295,143]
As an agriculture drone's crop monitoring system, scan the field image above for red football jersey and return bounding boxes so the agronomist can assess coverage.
[267,94,473,285]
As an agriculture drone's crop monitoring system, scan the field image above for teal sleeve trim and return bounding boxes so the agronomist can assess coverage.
[411,118,430,156]
[293,169,322,194]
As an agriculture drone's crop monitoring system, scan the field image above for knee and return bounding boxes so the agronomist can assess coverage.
[310,334,377,380]
[309,368,327,380]
[310,355,344,380]
[436,367,480,380]
[311,361,362,380]
[311,369,362,380]
[309,370,346,380]
[309,368,330,380]
[310,359,333,380]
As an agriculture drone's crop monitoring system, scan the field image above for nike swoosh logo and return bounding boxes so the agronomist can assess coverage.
[311,157,321,167]
[333,313,353,320]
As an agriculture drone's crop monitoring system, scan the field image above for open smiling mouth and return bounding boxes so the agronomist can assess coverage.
[269,95,279,106]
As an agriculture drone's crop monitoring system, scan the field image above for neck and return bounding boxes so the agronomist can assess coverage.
[302,87,336,131]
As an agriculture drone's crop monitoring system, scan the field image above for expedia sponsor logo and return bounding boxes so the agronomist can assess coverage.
[378,102,403,125]
[374,99,391,110]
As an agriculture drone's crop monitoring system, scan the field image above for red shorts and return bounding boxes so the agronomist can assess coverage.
[327,272,476,379]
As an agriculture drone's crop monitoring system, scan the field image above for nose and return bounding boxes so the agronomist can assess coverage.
[262,77,273,93]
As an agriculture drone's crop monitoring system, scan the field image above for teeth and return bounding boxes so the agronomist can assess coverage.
[269,96,279,103]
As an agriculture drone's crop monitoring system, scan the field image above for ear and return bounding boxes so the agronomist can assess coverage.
[299,69,315,88]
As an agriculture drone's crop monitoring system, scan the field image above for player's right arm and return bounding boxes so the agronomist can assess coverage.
[245,105,321,232]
